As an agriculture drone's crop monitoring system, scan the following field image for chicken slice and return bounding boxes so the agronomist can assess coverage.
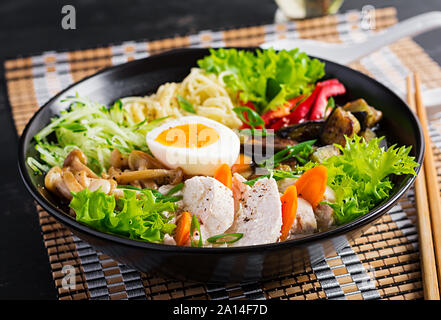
[232,173,251,213]
[278,175,336,231]
[290,197,317,238]
[163,234,177,246]
[228,177,282,247]
[182,176,234,241]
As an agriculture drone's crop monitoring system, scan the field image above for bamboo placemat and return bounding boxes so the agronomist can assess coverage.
[5,7,441,300]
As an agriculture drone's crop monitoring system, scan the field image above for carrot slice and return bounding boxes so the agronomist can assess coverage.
[174,211,192,246]
[214,163,232,189]
[295,165,328,208]
[280,185,298,241]
[231,154,252,175]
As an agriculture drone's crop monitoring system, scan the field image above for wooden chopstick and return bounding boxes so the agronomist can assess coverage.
[414,73,441,295]
[406,74,440,299]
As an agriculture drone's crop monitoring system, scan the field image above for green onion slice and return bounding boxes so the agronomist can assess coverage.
[243,169,301,186]
[233,105,268,137]
[135,116,170,131]
[177,95,196,113]
[190,215,203,248]
[206,233,243,244]
[325,97,335,115]
[260,139,316,169]
[161,195,183,203]
[116,185,142,191]
[165,183,184,196]
[233,106,265,129]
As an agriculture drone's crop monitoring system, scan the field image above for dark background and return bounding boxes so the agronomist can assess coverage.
[1,0,440,299]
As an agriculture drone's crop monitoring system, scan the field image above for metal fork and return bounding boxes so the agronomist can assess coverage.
[261,11,441,108]
[261,11,441,65]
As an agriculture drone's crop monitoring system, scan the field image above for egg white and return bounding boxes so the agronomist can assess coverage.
[146,116,240,176]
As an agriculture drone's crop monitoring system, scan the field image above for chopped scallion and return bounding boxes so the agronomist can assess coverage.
[190,214,203,247]
[206,233,243,244]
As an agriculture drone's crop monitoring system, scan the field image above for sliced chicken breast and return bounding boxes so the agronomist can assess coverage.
[228,177,282,247]
[278,177,336,233]
[182,176,234,241]
[232,173,251,213]
[290,197,317,238]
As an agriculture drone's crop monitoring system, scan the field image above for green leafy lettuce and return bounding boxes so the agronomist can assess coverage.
[197,48,325,114]
[322,135,419,225]
[70,188,177,243]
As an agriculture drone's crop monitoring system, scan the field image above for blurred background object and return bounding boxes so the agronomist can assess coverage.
[1,1,441,64]
[275,0,345,20]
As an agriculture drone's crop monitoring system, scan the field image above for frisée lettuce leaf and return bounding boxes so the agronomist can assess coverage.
[322,135,419,225]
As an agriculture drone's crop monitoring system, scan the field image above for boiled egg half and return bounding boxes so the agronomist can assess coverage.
[146,116,240,176]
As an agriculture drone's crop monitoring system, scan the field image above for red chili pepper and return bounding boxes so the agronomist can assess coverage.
[267,117,289,130]
[261,105,290,124]
[269,88,320,130]
[308,80,346,121]
[238,100,263,129]
[261,95,305,125]
[236,80,345,131]
[268,79,344,130]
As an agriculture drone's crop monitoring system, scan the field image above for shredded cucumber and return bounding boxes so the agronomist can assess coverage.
[28,95,167,175]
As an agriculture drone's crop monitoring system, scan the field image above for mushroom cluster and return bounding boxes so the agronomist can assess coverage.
[44,148,183,201]
[105,149,183,189]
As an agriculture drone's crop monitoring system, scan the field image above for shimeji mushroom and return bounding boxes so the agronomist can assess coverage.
[63,149,98,178]
[110,167,183,185]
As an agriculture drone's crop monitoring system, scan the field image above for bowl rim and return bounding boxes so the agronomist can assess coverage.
[18,47,425,254]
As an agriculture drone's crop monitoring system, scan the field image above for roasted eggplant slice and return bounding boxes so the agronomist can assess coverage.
[342,99,382,128]
[320,107,361,146]
[276,121,324,142]
[241,135,297,152]
[241,135,297,164]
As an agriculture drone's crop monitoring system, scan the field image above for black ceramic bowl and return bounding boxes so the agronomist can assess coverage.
[18,48,424,283]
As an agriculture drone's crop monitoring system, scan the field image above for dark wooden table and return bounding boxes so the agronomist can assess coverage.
[1,0,440,299]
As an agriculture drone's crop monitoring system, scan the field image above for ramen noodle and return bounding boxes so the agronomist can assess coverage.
[121,68,242,129]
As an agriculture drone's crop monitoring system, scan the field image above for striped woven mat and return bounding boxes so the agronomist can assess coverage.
[5,7,441,300]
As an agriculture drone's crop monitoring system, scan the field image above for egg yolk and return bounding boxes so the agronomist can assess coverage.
[155,123,219,148]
